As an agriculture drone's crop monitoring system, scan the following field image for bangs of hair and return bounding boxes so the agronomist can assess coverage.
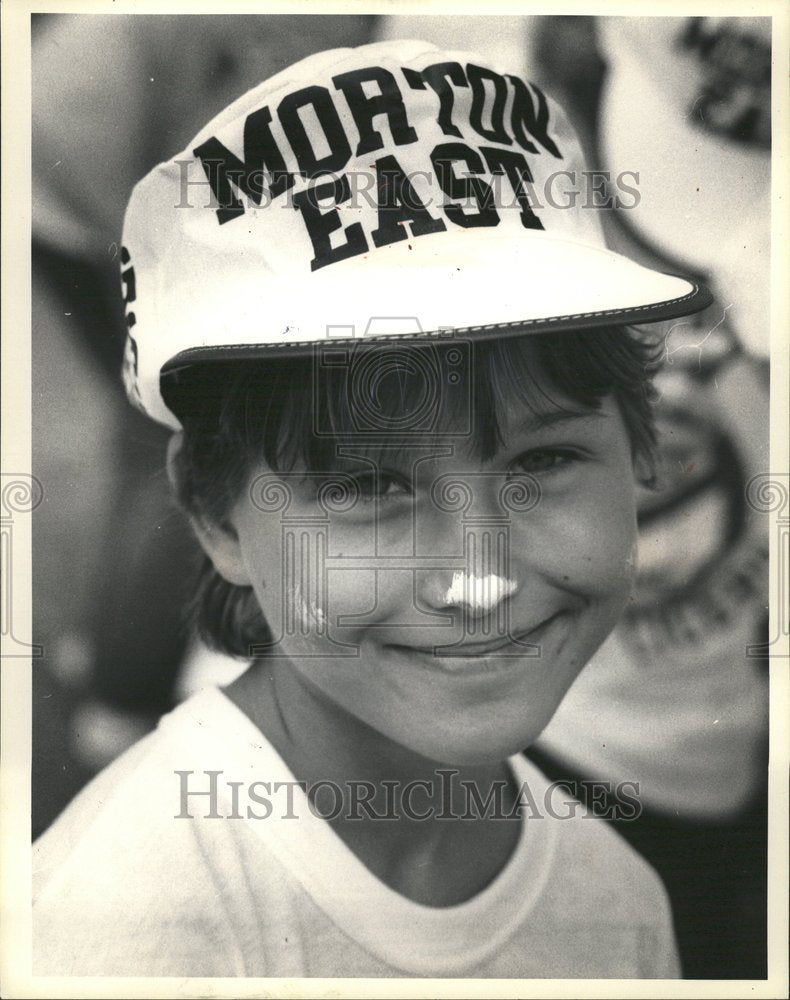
[164,327,659,520]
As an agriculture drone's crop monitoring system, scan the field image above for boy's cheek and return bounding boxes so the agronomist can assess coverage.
[247,552,382,649]
[588,496,638,586]
[521,484,637,593]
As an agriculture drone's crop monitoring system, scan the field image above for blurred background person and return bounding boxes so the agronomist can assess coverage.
[522,15,770,981]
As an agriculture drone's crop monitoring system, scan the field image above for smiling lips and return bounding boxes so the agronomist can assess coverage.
[389,613,563,664]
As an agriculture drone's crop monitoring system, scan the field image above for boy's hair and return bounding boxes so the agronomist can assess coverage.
[164,327,660,658]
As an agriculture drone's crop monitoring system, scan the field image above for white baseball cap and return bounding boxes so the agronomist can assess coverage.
[120,39,712,429]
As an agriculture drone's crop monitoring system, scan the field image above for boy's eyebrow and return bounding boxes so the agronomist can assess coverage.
[519,408,607,433]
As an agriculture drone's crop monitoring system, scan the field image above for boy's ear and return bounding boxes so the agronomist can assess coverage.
[190,515,253,588]
[166,433,252,587]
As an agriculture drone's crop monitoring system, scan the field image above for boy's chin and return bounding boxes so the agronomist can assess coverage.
[411,715,559,769]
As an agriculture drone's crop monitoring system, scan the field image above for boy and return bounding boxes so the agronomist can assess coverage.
[33,40,712,978]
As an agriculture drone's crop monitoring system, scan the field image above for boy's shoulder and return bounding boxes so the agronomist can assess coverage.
[512,755,679,977]
[34,690,220,874]
[515,755,674,922]
[33,688,251,976]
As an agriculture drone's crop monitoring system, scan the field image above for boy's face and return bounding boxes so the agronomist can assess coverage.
[223,374,638,766]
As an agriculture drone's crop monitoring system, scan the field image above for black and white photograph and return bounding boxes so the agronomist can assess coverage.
[1,3,788,996]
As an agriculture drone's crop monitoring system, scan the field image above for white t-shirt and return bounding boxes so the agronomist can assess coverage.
[34,688,680,978]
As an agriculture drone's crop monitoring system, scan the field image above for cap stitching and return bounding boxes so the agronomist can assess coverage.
[161,284,706,368]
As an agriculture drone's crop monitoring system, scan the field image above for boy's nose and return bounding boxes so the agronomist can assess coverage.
[416,514,521,620]
[420,569,519,619]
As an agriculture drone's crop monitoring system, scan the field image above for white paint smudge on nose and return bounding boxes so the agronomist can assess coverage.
[443,571,518,611]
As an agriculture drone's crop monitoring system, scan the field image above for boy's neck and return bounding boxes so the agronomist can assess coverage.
[224,657,523,907]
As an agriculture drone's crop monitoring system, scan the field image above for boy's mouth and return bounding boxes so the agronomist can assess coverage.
[386,612,565,670]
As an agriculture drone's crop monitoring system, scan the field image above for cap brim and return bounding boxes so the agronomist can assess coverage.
[161,228,712,378]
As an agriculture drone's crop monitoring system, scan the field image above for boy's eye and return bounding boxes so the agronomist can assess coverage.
[353,471,412,503]
[514,448,579,474]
